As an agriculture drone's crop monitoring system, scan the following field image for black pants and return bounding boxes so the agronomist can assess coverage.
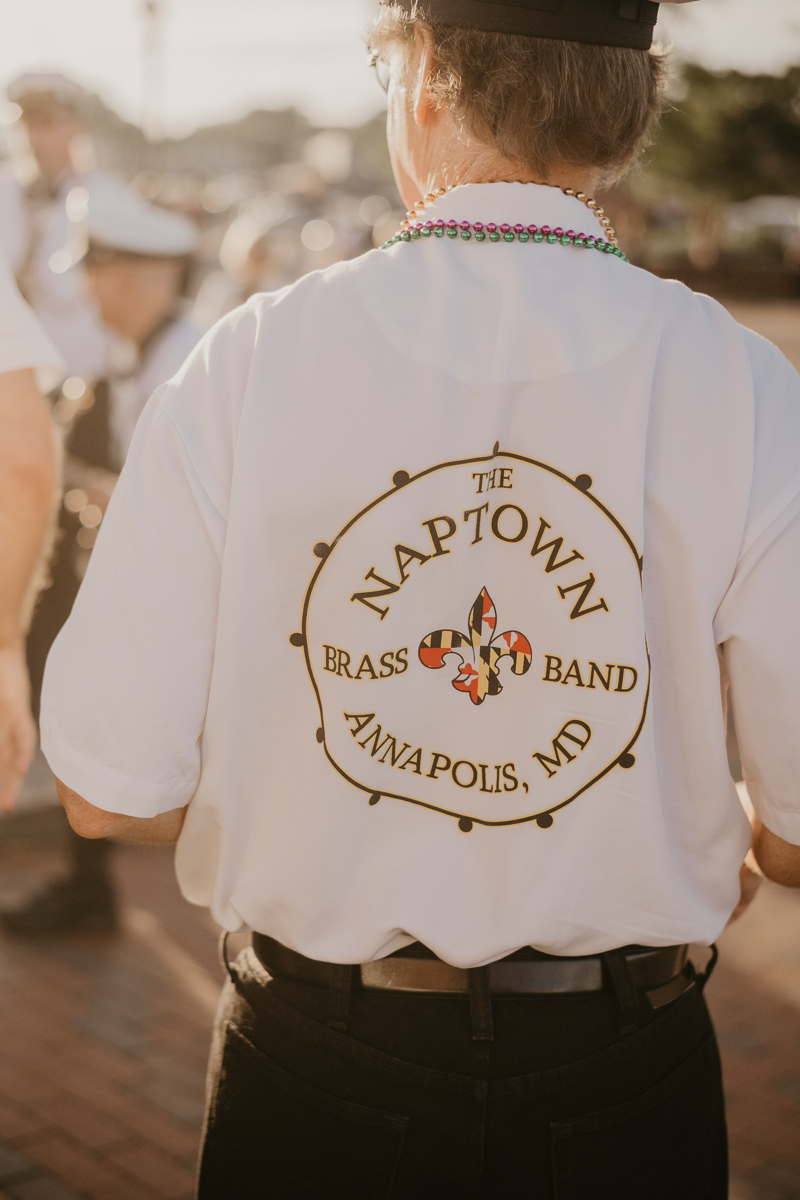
[197,945,727,1199]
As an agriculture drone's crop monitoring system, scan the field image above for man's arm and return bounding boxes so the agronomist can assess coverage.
[40,318,245,839]
[751,821,800,888]
[56,777,187,844]
[0,368,56,811]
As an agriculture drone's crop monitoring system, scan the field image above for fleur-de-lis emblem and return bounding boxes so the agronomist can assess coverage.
[419,588,532,706]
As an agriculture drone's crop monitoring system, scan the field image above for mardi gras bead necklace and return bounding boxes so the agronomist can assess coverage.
[401,181,619,245]
[382,180,628,260]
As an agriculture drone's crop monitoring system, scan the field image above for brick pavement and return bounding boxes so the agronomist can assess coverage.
[0,838,221,1200]
[709,891,800,1200]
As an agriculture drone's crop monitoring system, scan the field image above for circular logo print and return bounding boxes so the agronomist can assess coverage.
[292,449,649,832]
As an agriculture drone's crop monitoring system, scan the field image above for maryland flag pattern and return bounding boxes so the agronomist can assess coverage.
[419,588,532,706]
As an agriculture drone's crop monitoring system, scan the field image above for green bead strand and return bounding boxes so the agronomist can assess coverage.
[383,221,629,262]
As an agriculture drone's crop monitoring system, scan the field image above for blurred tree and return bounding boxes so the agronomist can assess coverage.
[643,64,800,201]
[150,108,314,176]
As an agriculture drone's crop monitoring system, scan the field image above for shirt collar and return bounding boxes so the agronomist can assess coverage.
[416,181,607,239]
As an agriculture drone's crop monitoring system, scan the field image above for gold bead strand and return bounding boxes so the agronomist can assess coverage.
[401,186,449,231]
[563,188,619,249]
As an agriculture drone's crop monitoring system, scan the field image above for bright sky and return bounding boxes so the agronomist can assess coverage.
[0,0,798,136]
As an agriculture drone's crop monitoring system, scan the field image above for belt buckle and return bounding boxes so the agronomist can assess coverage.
[360,959,469,994]
[488,958,602,994]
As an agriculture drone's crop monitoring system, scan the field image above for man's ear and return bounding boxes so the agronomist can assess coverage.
[412,23,438,128]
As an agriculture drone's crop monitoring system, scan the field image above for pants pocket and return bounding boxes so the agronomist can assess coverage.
[551,1034,727,1200]
[198,1021,409,1200]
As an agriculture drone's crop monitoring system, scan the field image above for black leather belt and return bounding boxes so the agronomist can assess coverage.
[251,935,692,1011]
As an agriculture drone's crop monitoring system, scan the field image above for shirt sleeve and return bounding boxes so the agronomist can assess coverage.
[0,250,64,392]
[39,337,237,817]
[717,495,800,843]
[714,326,800,844]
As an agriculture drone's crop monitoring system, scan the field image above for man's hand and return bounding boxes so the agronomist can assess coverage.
[0,642,36,812]
[55,777,188,844]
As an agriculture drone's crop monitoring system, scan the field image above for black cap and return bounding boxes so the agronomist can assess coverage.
[387,0,667,50]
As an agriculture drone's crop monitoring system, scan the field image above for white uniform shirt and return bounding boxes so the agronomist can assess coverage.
[40,183,800,966]
[0,169,114,380]
[0,248,64,389]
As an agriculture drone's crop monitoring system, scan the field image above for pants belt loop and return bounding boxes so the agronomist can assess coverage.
[695,943,718,993]
[468,966,495,1042]
[602,950,640,1036]
[326,964,354,1032]
[219,932,236,984]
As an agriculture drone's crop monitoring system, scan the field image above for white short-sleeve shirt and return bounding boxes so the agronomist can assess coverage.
[40,183,800,966]
[0,248,64,390]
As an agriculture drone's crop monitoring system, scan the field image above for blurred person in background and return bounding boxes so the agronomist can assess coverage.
[193,211,301,330]
[1,189,199,936]
[0,252,59,815]
[35,0,800,1194]
[0,73,126,381]
[78,187,202,464]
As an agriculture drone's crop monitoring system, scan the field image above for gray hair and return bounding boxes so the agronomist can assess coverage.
[369,3,668,185]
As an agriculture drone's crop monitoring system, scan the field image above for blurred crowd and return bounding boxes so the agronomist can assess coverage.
[0,70,399,934]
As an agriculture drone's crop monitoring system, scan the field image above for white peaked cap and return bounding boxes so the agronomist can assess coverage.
[72,181,198,257]
[7,72,84,106]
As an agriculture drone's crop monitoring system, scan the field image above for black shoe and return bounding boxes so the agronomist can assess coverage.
[0,878,118,935]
